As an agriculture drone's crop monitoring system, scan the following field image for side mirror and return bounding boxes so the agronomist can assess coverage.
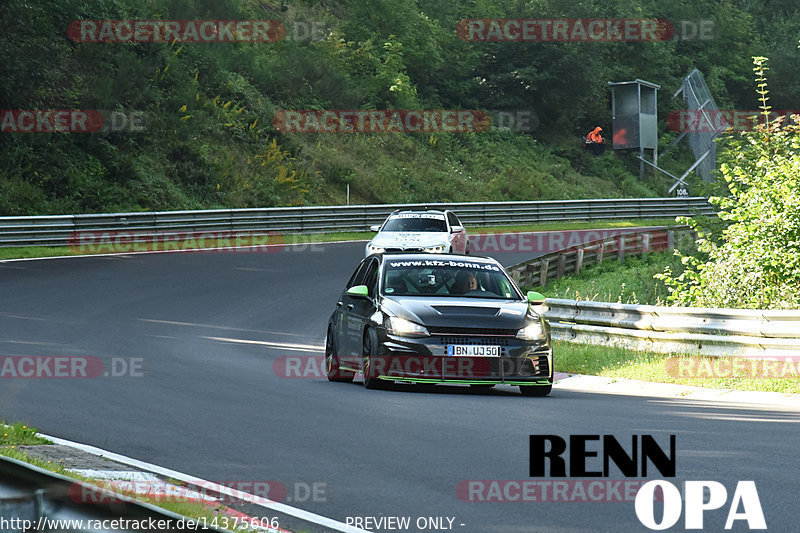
[450,225,464,233]
[347,285,370,298]
[369,224,381,232]
[527,291,546,305]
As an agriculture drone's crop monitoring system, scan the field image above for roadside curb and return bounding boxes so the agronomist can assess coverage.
[11,433,367,533]
[553,371,800,409]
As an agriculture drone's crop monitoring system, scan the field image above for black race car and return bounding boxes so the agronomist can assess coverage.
[325,253,553,396]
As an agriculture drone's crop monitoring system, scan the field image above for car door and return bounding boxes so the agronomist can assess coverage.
[447,212,467,254]
[335,259,371,359]
[339,258,379,360]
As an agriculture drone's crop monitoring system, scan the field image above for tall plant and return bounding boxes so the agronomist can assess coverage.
[656,57,800,309]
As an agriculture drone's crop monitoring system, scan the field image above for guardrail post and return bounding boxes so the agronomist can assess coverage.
[539,259,550,287]
[641,233,650,255]
[617,235,625,262]
[525,264,537,286]
[597,243,604,264]
[556,254,566,279]
[668,230,675,250]
[575,248,584,275]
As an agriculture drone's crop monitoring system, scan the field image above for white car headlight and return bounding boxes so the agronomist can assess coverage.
[516,320,546,341]
[422,243,448,253]
[367,244,386,254]
[386,316,430,337]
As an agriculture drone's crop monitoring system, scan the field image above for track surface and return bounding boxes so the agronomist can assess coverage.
[2,241,799,532]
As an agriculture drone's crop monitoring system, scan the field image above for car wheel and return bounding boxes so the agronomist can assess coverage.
[519,383,552,397]
[326,326,353,383]
[362,329,388,390]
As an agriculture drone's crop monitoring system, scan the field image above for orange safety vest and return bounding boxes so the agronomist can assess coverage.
[586,127,603,143]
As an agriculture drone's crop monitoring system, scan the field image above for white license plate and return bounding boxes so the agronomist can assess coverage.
[447,345,500,357]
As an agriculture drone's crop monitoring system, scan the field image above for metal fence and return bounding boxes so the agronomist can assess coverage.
[507,227,692,288]
[0,197,714,248]
[678,69,726,181]
[543,299,800,357]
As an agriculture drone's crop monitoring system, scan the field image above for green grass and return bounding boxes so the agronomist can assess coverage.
[556,341,800,394]
[0,246,78,260]
[538,249,684,305]
[0,421,52,445]
[0,218,679,261]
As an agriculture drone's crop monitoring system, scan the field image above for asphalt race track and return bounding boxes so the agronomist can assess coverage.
[2,240,799,532]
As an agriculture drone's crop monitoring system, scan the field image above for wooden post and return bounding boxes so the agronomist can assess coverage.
[556,254,566,279]
[525,264,537,286]
[539,259,550,287]
[575,248,584,275]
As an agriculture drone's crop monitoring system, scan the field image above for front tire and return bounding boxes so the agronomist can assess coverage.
[362,329,388,389]
[326,327,353,383]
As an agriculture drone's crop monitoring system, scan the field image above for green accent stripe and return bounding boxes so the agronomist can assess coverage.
[377,376,552,386]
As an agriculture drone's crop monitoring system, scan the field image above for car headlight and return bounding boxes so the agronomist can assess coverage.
[422,243,448,253]
[386,316,429,337]
[368,244,386,254]
[516,320,546,341]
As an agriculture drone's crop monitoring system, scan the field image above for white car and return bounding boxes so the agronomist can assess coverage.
[365,210,469,256]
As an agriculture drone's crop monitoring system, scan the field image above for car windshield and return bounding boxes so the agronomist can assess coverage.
[381,214,447,232]
[382,259,520,299]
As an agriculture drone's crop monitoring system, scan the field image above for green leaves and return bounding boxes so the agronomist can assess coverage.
[659,58,800,309]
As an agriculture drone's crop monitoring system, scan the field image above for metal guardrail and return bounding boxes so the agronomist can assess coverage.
[507,227,693,288]
[542,299,800,357]
[0,197,714,248]
[0,456,225,533]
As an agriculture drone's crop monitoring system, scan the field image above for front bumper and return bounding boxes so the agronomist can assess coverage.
[371,329,553,384]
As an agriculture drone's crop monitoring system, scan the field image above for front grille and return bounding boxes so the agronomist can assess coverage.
[428,326,517,336]
[436,336,511,347]
[385,247,423,252]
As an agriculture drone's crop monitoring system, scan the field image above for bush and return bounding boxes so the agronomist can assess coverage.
[657,58,800,309]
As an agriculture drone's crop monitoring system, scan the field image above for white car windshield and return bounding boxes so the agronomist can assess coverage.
[381,215,447,232]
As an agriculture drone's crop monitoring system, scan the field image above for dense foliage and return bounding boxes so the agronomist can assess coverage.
[1,0,798,214]
[658,58,800,309]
